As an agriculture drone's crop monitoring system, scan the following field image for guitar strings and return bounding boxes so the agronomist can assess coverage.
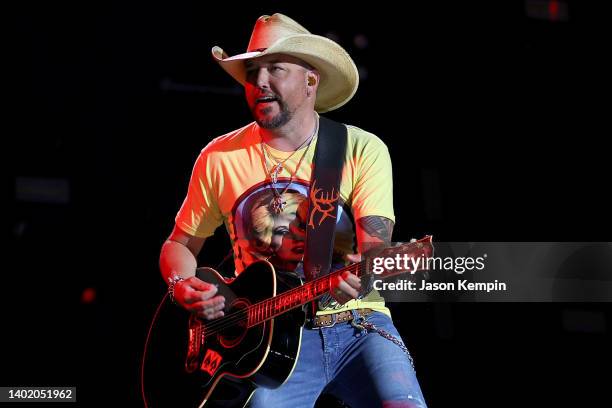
[199,261,365,337]
[199,240,430,337]
[201,261,363,337]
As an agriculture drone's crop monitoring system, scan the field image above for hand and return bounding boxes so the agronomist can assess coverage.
[330,270,362,305]
[173,276,225,320]
[344,253,362,264]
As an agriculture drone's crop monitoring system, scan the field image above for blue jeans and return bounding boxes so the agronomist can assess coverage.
[247,311,427,408]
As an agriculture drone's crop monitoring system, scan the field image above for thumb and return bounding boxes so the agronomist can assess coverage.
[186,276,217,292]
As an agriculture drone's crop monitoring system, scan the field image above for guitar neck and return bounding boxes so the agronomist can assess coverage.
[246,262,363,328]
[246,236,433,328]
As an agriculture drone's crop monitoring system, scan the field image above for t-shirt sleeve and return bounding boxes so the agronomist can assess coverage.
[174,149,224,238]
[350,133,395,223]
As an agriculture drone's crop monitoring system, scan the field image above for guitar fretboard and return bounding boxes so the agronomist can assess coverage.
[244,236,432,328]
[246,262,364,327]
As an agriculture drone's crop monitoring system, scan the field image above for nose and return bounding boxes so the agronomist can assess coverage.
[254,68,270,89]
[270,234,282,252]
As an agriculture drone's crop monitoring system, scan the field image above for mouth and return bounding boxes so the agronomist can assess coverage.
[256,96,278,105]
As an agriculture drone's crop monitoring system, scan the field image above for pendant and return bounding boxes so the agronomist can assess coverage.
[271,164,282,185]
[271,195,286,214]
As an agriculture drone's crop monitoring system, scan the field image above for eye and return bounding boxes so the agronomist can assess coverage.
[273,226,289,236]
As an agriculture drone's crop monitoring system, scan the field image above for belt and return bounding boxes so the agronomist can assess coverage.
[307,308,374,328]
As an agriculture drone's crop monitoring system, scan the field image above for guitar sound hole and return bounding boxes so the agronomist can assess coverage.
[218,299,249,348]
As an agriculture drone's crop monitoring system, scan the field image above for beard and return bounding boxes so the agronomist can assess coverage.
[253,97,292,129]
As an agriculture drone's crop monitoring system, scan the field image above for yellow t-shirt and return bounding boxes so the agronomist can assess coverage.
[175,119,394,316]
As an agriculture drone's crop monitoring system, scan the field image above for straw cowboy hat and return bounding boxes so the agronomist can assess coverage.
[211,13,359,113]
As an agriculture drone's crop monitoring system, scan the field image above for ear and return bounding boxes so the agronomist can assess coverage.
[305,71,319,97]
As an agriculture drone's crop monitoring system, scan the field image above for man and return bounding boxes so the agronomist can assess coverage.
[159,13,428,407]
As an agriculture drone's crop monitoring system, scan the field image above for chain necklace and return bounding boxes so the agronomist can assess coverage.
[261,117,318,214]
[261,126,313,184]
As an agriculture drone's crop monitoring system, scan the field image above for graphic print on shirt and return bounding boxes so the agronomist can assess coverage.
[231,179,354,274]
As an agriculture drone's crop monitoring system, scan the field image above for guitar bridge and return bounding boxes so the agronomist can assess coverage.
[185,315,204,373]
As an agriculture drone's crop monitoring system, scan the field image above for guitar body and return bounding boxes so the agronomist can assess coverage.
[142,261,306,407]
[142,237,434,407]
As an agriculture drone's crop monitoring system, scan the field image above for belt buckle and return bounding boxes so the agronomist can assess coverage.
[314,313,338,329]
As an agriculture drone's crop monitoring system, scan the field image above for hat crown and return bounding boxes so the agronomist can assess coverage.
[247,14,310,52]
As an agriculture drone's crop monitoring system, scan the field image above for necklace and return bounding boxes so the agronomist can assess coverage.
[262,131,313,184]
[261,117,318,214]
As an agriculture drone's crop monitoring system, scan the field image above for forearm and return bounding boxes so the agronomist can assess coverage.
[159,239,198,283]
[357,215,395,256]
[352,215,395,298]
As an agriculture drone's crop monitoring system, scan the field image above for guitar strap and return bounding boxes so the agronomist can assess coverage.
[303,115,348,313]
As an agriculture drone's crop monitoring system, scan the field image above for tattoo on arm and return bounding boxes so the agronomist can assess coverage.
[358,216,395,244]
[356,216,395,295]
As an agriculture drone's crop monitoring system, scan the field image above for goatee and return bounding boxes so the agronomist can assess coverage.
[253,98,292,129]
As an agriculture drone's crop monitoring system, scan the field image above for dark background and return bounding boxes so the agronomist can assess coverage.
[6,0,611,406]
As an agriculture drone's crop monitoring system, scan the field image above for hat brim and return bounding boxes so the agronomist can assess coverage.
[212,34,359,113]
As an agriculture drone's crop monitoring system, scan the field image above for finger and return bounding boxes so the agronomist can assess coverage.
[194,295,225,309]
[194,301,226,319]
[182,287,213,304]
[344,253,362,263]
[197,308,225,320]
[186,277,219,293]
[212,302,226,312]
[331,286,354,305]
[342,272,362,289]
[203,310,225,320]
[183,286,220,305]
[336,280,359,299]
[190,296,225,311]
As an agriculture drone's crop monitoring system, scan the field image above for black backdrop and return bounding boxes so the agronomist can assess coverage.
[6,1,611,406]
